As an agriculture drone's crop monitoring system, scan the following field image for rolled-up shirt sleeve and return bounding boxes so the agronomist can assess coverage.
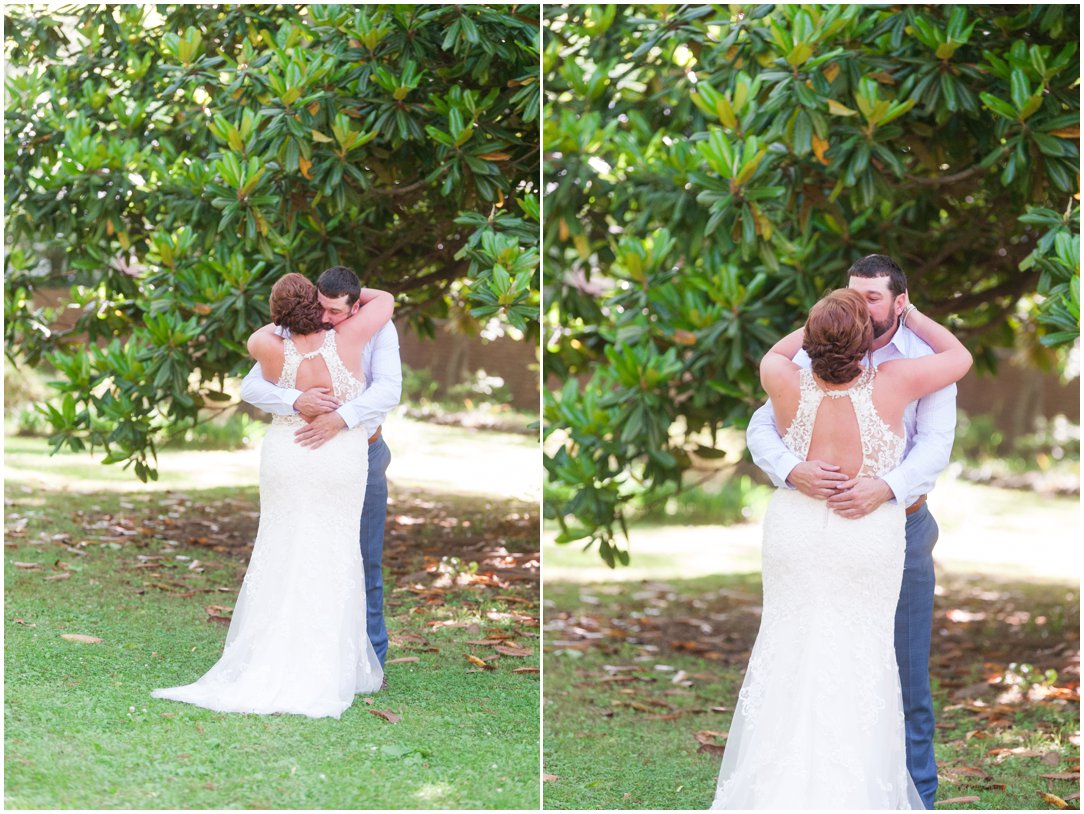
[334,323,403,435]
[240,362,302,417]
[746,399,803,489]
[880,382,957,506]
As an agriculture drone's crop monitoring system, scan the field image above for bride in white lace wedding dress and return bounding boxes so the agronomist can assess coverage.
[712,289,971,809]
[153,274,393,719]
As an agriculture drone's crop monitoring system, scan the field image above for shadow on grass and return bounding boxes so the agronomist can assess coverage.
[542,573,1079,811]
[5,483,539,810]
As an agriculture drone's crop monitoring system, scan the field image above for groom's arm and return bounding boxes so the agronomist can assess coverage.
[240,362,303,416]
[879,383,957,506]
[333,322,403,436]
[746,400,802,489]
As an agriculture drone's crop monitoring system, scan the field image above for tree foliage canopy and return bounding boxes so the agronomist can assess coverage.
[542,4,1080,566]
[5,3,540,480]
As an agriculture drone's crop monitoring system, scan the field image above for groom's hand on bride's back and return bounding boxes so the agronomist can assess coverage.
[827,477,893,519]
[294,411,347,448]
[293,387,342,420]
[786,460,849,499]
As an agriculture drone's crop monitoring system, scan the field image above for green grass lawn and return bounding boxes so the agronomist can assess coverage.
[542,575,1079,810]
[6,482,540,809]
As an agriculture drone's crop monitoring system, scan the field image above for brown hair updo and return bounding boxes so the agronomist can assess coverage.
[802,288,873,384]
[269,273,327,335]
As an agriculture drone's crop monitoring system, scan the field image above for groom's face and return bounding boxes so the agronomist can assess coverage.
[848,275,904,338]
[318,293,360,327]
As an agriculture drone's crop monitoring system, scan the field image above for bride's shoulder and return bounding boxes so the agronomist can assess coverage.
[875,358,917,379]
[247,324,282,356]
[760,355,802,402]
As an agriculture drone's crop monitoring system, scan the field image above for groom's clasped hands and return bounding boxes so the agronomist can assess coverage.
[786,458,894,520]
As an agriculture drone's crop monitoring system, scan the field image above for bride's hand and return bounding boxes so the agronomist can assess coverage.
[897,290,913,325]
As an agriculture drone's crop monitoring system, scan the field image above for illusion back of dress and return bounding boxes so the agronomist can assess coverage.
[781,366,905,478]
[274,331,366,422]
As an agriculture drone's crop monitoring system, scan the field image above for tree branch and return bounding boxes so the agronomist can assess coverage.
[928,268,1040,315]
[392,265,467,296]
[903,146,1009,187]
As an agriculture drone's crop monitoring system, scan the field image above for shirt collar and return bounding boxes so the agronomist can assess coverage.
[871,323,914,362]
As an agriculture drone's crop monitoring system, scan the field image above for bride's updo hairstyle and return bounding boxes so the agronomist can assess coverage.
[802,288,873,384]
[269,273,327,335]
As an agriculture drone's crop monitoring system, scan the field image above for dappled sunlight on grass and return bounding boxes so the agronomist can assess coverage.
[5,471,540,809]
[543,573,1078,810]
[4,413,539,501]
[545,474,1080,584]
[414,782,456,805]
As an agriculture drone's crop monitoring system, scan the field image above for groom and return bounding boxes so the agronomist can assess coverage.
[240,265,402,673]
[746,254,956,809]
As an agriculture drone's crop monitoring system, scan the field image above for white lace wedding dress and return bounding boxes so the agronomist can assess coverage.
[712,365,924,809]
[153,331,382,719]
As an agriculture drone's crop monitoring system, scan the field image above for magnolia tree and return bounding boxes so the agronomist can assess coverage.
[542,4,1079,566]
[5,3,540,480]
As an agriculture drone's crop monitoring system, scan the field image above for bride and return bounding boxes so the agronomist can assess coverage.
[712,289,971,808]
[153,273,393,719]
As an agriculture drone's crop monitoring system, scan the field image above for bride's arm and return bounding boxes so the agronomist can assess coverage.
[336,289,394,347]
[882,307,972,400]
[246,324,283,382]
[759,327,804,395]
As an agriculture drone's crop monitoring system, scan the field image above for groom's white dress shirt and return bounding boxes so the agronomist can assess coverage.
[240,322,403,437]
[746,323,957,508]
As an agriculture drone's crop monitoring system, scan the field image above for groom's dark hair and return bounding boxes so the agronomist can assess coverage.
[847,254,907,298]
[316,266,361,306]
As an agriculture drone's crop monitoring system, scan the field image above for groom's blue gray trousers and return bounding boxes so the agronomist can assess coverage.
[896,504,939,810]
[362,436,392,667]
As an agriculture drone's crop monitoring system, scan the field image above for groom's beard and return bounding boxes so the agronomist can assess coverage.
[871,313,895,338]
[322,320,335,331]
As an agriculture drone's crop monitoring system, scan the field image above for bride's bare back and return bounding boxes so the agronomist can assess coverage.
[771,366,907,481]
[803,396,864,478]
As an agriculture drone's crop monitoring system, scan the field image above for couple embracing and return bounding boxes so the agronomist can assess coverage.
[153,267,399,719]
[712,255,971,809]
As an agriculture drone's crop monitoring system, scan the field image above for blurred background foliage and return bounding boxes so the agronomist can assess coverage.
[542,4,1080,566]
[4,3,540,480]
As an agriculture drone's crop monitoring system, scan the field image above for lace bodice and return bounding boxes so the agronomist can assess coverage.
[780,366,905,479]
[273,331,365,426]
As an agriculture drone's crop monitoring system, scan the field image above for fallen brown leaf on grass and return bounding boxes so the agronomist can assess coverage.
[386,657,420,664]
[60,634,102,644]
[44,572,71,581]
[543,773,558,782]
[204,605,232,624]
[14,618,37,628]
[494,644,532,657]
[512,666,539,674]
[693,730,728,754]
[1040,773,1080,780]
[988,747,1047,760]
[945,766,994,780]
[935,797,980,806]
[368,709,401,724]
[13,562,41,570]
[1038,791,1070,809]
[493,595,533,605]
[466,654,495,669]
